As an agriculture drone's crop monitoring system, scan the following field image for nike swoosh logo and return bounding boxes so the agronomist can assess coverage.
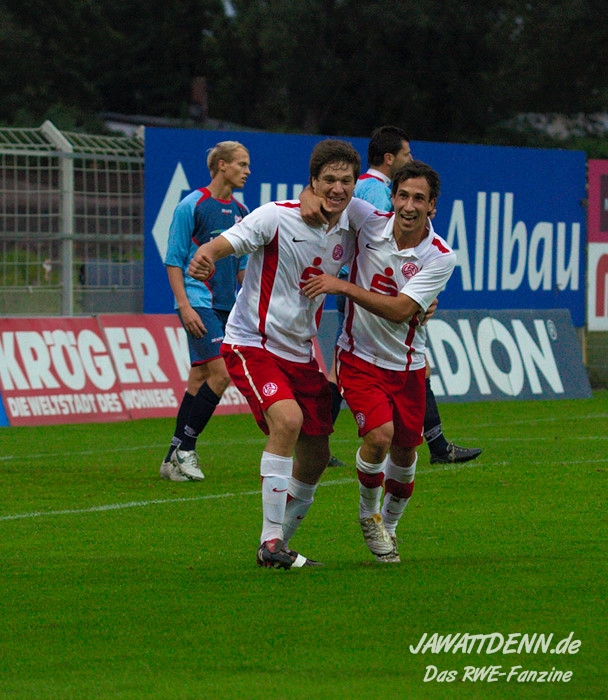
[365,243,379,250]
[292,237,306,242]
[272,487,288,493]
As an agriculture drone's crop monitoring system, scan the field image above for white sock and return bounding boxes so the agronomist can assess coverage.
[382,455,417,535]
[356,447,387,519]
[283,478,318,547]
[260,452,293,544]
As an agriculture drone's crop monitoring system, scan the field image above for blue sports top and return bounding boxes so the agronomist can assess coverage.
[353,170,393,212]
[165,187,249,311]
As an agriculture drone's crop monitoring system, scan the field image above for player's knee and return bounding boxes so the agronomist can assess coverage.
[363,427,392,460]
[279,414,304,438]
[268,404,304,441]
[209,370,231,394]
[187,375,206,395]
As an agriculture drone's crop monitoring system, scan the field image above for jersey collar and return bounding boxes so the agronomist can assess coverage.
[367,168,391,186]
[382,217,436,257]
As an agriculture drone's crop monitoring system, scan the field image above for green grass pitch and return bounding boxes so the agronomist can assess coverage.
[0,392,606,699]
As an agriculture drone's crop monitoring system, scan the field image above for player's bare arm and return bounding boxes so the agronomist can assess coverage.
[301,273,421,324]
[188,235,236,281]
[166,265,207,337]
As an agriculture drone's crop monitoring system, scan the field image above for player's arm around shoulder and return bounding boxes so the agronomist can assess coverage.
[346,196,378,229]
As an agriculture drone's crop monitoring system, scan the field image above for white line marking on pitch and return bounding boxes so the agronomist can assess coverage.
[0,427,605,464]
[0,460,496,523]
[0,452,604,524]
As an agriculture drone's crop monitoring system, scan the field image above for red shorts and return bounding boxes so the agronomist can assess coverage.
[336,348,425,448]
[221,343,333,436]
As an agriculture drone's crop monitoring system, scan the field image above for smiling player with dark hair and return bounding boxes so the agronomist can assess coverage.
[302,161,457,563]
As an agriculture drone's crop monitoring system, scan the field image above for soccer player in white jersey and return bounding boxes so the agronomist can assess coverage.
[355,126,481,466]
[302,161,457,563]
[188,140,360,569]
[306,125,481,467]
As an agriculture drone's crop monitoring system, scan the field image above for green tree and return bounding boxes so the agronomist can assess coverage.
[0,0,225,125]
[1,0,607,149]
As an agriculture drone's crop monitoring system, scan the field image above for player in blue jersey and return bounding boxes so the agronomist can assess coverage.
[160,141,251,481]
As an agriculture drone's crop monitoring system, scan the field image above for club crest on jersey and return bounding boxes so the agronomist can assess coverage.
[332,244,344,261]
[355,412,366,428]
[262,382,278,397]
[234,215,243,224]
[401,262,419,279]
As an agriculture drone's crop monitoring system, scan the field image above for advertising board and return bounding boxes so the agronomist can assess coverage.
[144,128,586,325]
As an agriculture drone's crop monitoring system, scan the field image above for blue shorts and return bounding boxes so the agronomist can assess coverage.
[177,307,230,366]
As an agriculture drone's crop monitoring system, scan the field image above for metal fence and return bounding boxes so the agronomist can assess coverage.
[0,120,144,316]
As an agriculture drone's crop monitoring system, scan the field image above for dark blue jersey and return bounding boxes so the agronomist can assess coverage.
[165,187,248,311]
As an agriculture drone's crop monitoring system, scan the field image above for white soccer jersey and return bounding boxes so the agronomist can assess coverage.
[221,200,355,362]
[339,197,457,371]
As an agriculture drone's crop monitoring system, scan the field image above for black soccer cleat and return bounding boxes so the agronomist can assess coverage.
[256,539,324,569]
[256,538,297,570]
[430,442,482,464]
[285,548,325,568]
[327,455,348,468]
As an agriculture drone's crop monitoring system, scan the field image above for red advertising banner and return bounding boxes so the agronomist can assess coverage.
[0,315,251,427]
[96,314,187,420]
[0,316,130,426]
[587,160,608,330]
[587,160,608,244]
[96,314,251,419]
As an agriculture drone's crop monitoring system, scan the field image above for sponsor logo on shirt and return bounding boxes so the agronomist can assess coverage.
[370,269,399,297]
[299,257,324,289]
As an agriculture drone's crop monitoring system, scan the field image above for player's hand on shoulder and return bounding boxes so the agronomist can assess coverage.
[299,185,328,227]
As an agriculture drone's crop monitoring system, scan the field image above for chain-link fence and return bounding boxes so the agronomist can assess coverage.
[0,120,144,316]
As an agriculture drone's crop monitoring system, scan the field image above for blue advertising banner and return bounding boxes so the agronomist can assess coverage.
[425,308,591,402]
[144,128,587,325]
[144,129,367,314]
[315,307,590,404]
